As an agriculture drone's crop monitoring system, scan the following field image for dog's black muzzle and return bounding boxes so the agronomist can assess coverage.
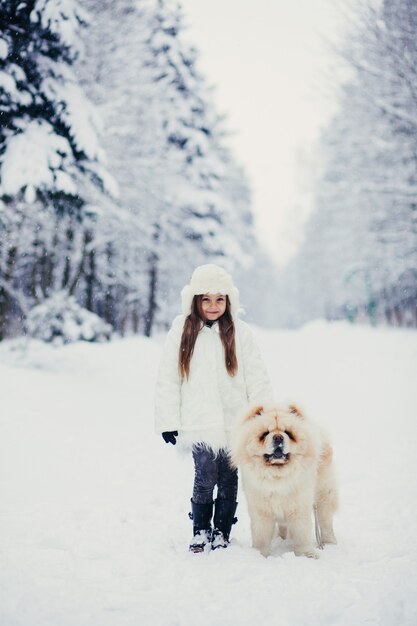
[272,434,285,458]
[263,434,290,463]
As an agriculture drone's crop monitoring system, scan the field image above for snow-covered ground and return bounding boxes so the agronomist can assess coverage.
[1,322,416,626]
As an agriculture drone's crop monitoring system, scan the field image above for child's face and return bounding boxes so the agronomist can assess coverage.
[201,293,227,321]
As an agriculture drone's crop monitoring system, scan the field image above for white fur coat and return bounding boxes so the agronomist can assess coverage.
[154,315,274,452]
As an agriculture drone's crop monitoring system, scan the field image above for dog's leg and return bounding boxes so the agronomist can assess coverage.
[248,505,275,557]
[287,506,318,559]
[316,449,338,544]
[315,488,337,544]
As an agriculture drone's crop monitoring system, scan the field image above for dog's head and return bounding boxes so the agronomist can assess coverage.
[230,404,320,475]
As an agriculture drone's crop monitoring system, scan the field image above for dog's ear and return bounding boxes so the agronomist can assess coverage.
[244,405,264,420]
[289,404,304,418]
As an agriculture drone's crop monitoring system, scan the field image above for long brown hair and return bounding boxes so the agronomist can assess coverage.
[179,295,238,379]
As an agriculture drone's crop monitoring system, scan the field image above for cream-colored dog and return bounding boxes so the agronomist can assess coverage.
[230,404,338,559]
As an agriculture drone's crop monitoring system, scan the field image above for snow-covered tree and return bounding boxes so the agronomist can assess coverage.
[0,0,266,341]
[280,0,417,327]
[0,0,115,339]
[26,290,112,343]
[79,0,259,335]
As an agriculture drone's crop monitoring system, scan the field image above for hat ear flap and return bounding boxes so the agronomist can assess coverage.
[228,286,240,321]
[181,285,194,316]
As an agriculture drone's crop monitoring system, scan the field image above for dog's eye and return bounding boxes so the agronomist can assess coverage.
[285,430,296,442]
[259,431,269,442]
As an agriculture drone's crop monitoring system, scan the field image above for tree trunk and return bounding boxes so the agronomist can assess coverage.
[84,230,95,312]
[62,227,74,289]
[0,246,17,340]
[0,287,8,341]
[103,242,115,327]
[132,308,139,334]
[144,253,157,337]
[68,229,91,296]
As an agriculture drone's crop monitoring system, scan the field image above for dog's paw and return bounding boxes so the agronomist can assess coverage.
[295,548,319,559]
[253,544,271,558]
[306,550,320,559]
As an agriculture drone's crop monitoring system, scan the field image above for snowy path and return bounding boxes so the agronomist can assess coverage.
[1,323,417,626]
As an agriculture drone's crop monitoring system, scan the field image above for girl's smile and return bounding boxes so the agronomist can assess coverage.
[201,294,226,320]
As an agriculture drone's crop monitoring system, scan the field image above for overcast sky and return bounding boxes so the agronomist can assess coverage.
[179,0,348,266]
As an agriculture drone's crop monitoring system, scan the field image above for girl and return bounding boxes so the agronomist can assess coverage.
[154,264,274,553]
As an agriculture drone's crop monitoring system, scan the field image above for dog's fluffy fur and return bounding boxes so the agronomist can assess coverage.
[230,404,338,558]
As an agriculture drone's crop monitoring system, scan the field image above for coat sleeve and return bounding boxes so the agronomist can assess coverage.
[239,321,274,406]
[154,315,184,434]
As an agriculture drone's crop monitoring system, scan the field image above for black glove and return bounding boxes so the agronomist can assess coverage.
[162,430,178,445]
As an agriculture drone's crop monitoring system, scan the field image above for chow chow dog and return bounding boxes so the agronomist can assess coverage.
[230,404,337,558]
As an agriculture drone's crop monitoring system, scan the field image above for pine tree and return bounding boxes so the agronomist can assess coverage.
[0,0,114,339]
[137,0,236,329]
[79,0,258,334]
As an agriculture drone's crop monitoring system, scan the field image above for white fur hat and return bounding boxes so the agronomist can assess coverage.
[181,264,240,320]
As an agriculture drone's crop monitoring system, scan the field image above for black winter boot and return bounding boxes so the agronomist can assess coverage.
[212,499,238,550]
[188,500,213,553]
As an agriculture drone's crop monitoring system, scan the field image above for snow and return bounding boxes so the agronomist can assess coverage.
[0,322,416,625]
[0,70,16,95]
[0,64,32,107]
[31,0,88,53]
[26,292,112,344]
[42,79,105,162]
[0,38,8,60]
[85,161,119,198]
[0,120,75,197]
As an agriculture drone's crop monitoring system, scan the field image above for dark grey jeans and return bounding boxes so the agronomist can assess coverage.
[192,446,238,504]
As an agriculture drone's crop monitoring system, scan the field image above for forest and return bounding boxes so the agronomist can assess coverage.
[277,0,417,328]
[0,0,416,342]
